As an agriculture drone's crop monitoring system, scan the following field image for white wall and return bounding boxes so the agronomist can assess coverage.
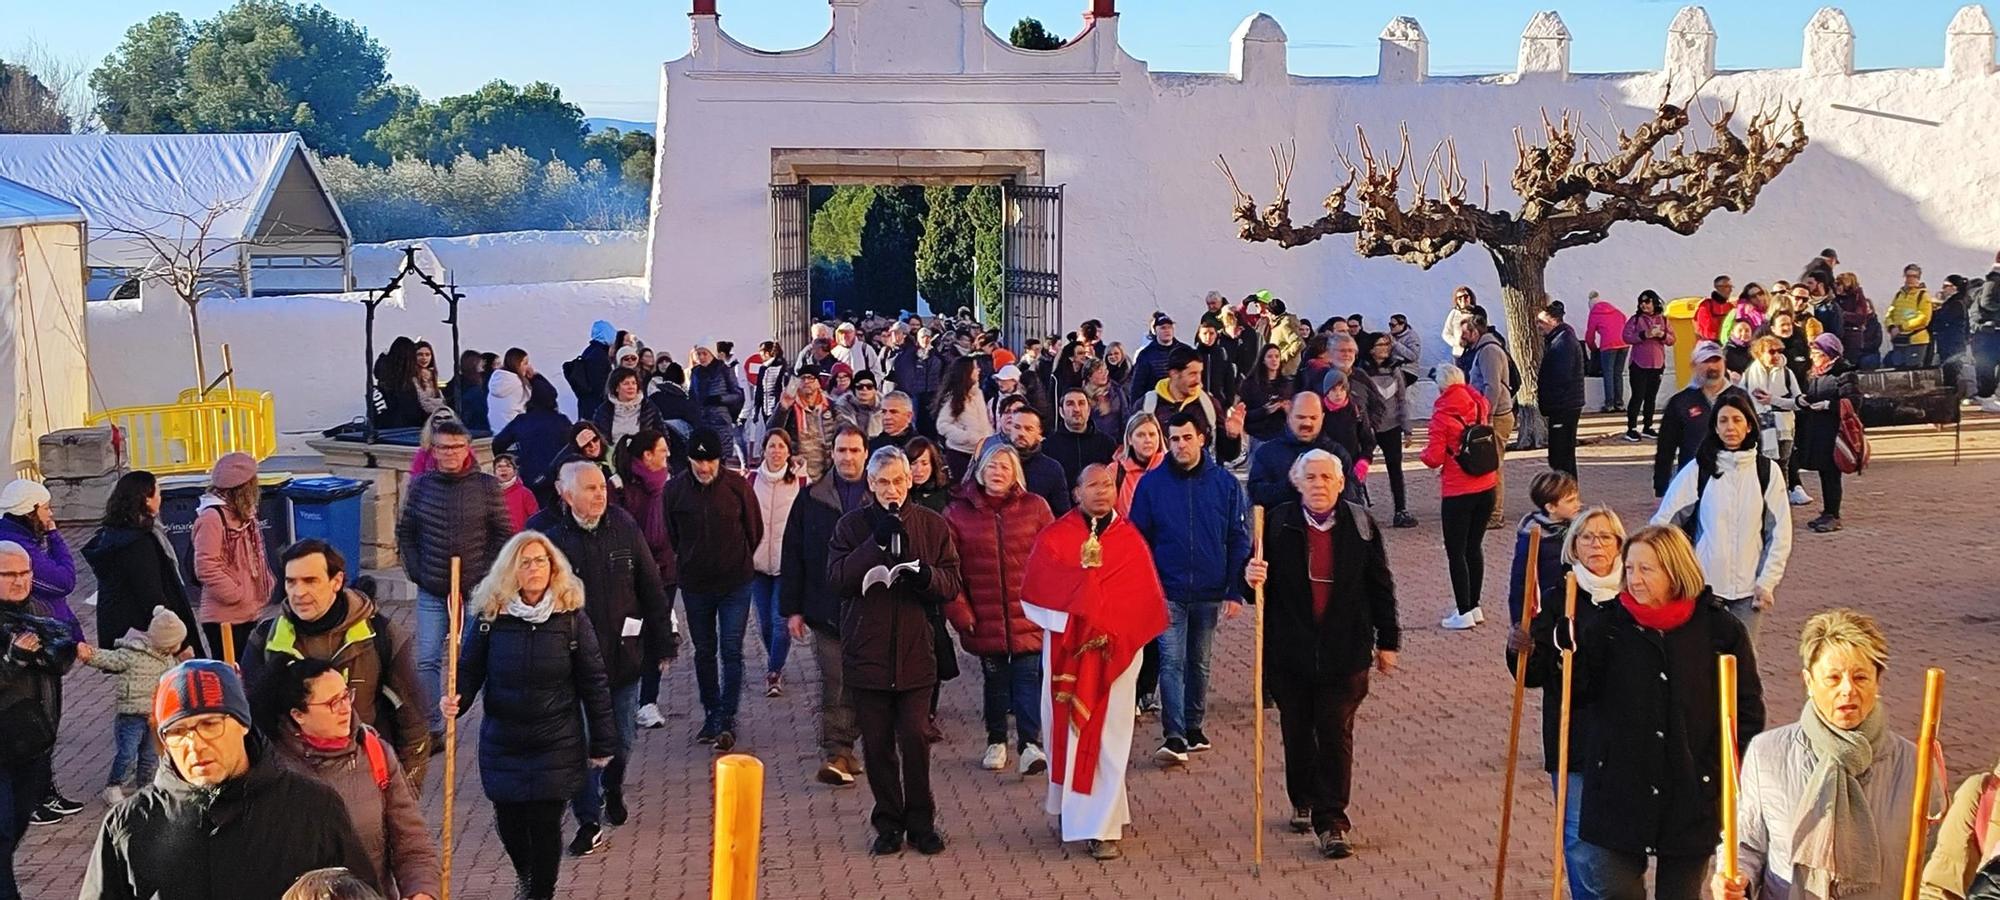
[351,230,645,289]
[645,2,2000,362]
[86,277,645,436]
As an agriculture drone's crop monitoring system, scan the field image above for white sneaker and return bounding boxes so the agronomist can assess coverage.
[100,786,125,806]
[634,703,665,729]
[982,743,1009,771]
[1018,743,1048,776]
[1788,486,1812,506]
[1441,610,1480,631]
[1980,397,2000,414]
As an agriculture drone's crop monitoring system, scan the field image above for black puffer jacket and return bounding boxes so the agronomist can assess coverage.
[395,466,511,597]
[1258,501,1399,681]
[452,606,615,804]
[1538,322,1587,415]
[827,503,963,692]
[524,505,675,687]
[79,736,372,900]
[80,523,199,651]
[1572,591,1765,858]
[778,474,862,635]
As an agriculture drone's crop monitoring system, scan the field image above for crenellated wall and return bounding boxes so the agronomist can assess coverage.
[646,1,2000,367]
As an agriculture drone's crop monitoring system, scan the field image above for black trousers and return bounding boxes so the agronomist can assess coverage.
[1545,408,1581,477]
[853,686,937,838]
[1626,366,1664,431]
[0,753,52,900]
[1441,489,1496,615]
[493,799,566,899]
[1137,640,1160,700]
[1375,428,1409,512]
[1272,670,1371,834]
[1820,467,1843,518]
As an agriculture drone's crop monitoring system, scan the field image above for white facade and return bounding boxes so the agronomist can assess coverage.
[645,1,2000,363]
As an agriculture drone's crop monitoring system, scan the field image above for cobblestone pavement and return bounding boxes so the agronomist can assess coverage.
[17,414,2000,899]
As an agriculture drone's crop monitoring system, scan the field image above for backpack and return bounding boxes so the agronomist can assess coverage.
[562,354,591,400]
[359,726,391,791]
[1682,455,1775,545]
[1449,410,1501,477]
[1833,397,1870,474]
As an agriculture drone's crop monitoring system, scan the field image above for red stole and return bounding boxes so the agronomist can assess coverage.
[1021,511,1169,794]
[1619,590,1696,631]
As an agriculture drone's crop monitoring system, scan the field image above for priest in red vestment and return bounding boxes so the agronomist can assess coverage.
[1020,463,1168,861]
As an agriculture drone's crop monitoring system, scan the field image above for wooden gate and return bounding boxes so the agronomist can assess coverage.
[1001,183,1063,350]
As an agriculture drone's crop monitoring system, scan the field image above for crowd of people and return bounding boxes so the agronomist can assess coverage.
[2,246,1998,900]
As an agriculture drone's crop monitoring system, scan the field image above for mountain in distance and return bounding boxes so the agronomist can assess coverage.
[586,116,654,135]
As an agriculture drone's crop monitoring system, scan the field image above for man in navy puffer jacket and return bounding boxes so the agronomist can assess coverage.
[1128,411,1251,766]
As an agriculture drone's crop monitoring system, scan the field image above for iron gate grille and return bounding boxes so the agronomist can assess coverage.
[1001,183,1064,351]
[770,183,811,354]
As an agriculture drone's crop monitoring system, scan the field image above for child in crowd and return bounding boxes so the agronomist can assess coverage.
[1505,470,1581,633]
[79,605,186,804]
[493,452,536,533]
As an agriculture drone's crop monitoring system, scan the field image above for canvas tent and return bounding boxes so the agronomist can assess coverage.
[0,176,89,475]
[0,132,351,300]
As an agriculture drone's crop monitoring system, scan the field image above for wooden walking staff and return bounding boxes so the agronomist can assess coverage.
[1549,572,1578,900]
[1901,668,1946,900]
[440,557,464,900]
[1719,654,1741,886]
[1250,505,1267,877]
[1493,529,1541,900]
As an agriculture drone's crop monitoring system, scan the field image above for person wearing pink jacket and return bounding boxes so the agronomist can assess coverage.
[1582,291,1631,414]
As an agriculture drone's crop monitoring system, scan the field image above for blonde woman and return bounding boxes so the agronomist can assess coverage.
[439,531,614,900]
[1566,524,1764,900]
[1716,610,1934,900]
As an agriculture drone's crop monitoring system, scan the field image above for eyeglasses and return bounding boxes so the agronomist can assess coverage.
[435,443,470,453]
[305,688,356,712]
[0,569,30,579]
[1576,532,1621,545]
[161,716,232,745]
[518,555,553,570]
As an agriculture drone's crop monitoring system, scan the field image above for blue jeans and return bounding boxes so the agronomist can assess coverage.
[1158,599,1221,741]
[0,753,53,900]
[1600,347,1629,408]
[571,680,641,828]
[683,583,753,725]
[749,573,791,675]
[1552,773,1587,900]
[108,713,157,788]
[417,588,449,734]
[979,652,1043,749]
[1570,840,1711,900]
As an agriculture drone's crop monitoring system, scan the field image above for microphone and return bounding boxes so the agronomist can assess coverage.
[885,502,903,558]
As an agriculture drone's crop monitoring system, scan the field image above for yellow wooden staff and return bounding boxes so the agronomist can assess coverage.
[1719,654,1741,887]
[1494,529,1541,900]
[1901,668,1945,900]
[441,557,463,900]
[1251,505,1267,877]
[1550,572,1577,899]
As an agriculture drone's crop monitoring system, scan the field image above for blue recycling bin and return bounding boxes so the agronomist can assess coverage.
[159,474,293,587]
[282,477,369,581]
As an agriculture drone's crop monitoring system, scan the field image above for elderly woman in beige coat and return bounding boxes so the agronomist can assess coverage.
[1715,610,1941,900]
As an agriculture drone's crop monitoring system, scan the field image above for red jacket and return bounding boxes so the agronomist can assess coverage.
[942,482,1053,657]
[1695,292,1733,342]
[500,479,537,533]
[1420,383,1500,498]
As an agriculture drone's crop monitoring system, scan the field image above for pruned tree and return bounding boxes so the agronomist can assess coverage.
[95,193,259,390]
[1219,96,1807,439]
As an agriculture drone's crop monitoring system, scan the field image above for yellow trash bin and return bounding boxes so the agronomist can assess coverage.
[1664,296,1703,387]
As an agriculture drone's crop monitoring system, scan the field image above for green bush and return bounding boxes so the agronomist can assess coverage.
[317,148,648,241]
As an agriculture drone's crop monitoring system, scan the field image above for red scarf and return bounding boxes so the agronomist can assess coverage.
[1619,590,1696,631]
[1020,511,1168,794]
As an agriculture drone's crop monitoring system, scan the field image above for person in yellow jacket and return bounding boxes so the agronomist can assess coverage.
[1888,263,1936,367]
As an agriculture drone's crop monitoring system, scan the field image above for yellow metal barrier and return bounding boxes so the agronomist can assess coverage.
[176,388,278,460]
[87,393,275,476]
[711,754,763,900]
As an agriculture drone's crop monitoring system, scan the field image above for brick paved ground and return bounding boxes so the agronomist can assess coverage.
[16,413,2000,899]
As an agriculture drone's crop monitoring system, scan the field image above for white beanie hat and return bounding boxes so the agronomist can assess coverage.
[0,479,50,517]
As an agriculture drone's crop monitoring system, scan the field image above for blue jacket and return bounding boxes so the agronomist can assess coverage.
[1017,446,1074,518]
[1128,454,1251,604]
[1246,428,1357,511]
[1537,322,1586,414]
[1125,338,1181,404]
[492,409,573,495]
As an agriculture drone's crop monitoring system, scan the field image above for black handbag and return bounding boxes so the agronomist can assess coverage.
[0,696,56,765]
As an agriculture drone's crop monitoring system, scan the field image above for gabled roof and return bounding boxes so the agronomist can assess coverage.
[0,175,85,230]
[0,132,350,269]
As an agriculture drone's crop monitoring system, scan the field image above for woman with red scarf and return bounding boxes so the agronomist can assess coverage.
[1561,524,1765,900]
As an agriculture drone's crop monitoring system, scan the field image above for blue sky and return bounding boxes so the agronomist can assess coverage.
[10,1,1975,121]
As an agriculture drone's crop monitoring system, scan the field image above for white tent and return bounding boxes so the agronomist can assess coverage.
[0,176,90,476]
[0,133,351,299]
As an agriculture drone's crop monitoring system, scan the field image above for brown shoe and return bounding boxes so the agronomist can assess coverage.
[1087,839,1122,860]
[839,751,865,775]
[815,757,855,787]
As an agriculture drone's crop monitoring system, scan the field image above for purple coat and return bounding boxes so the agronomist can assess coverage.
[0,516,81,640]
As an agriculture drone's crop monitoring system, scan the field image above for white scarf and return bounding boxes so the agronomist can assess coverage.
[1572,562,1621,605]
[505,593,556,624]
